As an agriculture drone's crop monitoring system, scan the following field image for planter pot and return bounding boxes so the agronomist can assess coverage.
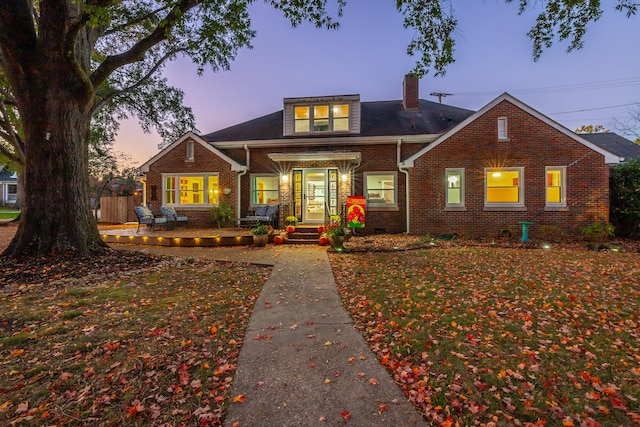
[286,225,296,234]
[253,234,269,247]
[329,235,345,249]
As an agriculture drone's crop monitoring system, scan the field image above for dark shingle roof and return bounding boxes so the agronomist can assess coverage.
[580,132,640,161]
[202,99,475,142]
[0,171,17,181]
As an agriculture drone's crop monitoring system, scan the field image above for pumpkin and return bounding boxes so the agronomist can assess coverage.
[273,235,284,245]
[286,225,295,234]
[318,236,328,246]
[317,225,325,233]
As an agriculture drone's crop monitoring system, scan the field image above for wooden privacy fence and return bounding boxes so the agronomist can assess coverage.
[100,195,142,223]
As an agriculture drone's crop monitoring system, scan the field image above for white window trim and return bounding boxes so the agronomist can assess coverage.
[364,171,398,211]
[162,173,220,207]
[545,166,567,209]
[250,173,280,207]
[484,167,525,209]
[498,117,509,141]
[294,103,350,134]
[186,141,194,161]
[445,168,465,209]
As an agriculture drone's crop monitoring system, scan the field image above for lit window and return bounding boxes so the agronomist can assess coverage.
[294,103,350,133]
[485,167,524,207]
[163,174,219,206]
[498,117,508,140]
[251,175,280,205]
[445,168,465,207]
[333,104,349,131]
[364,172,396,207]
[546,167,566,207]
[294,106,310,133]
[186,141,194,160]
[313,105,329,131]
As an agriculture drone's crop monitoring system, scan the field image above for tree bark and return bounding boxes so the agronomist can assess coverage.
[0,1,108,258]
[2,88,109,257]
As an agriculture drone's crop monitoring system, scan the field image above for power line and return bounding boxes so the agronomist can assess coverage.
[444,75,640,97]
[548,102,639,115]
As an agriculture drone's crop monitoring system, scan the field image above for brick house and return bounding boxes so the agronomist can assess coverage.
[140,74,620,238]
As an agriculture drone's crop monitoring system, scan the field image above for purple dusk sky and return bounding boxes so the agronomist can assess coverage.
[115,1,640,165]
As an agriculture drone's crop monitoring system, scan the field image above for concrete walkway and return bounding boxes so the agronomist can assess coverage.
[224,247,426,426]
[114,243,426,425]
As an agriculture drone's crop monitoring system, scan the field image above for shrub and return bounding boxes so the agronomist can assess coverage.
[581,221,614,244]
[210,201,234,228]
[610,157,640,238]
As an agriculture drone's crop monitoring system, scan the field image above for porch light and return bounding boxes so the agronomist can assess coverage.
[341,173,348,181]
[223,187,232,194]
[282,174,289,182]
[492,172,501,177]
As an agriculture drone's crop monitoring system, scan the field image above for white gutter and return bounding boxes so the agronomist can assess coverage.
[236,145,250,218]
[398,139,411,234]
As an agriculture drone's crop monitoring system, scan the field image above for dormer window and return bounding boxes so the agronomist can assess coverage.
[284,95,360,136]
[294,103,349,133]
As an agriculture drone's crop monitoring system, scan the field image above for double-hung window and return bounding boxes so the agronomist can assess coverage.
[546,167,566,208]
[364,172,397,209]
[294,103,350,134]
[163,173,219,206]
[445,168,465,208]
[485,167,525,208]
[251,174,280,205]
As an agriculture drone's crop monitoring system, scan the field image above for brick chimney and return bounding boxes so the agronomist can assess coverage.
[402,73,419,111]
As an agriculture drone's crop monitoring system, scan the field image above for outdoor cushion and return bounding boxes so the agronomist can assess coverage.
[160,206,188,228]
[134,205,167,232]
[254,205,268,216]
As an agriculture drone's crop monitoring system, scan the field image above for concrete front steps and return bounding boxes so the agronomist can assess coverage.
[285,225,322,245]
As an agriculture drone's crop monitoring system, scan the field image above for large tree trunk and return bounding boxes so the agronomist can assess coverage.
[3,99,107,257]
[3,90,109,257]
[0,1,108,258]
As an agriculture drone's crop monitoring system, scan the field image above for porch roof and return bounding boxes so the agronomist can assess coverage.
[267,152,361,162]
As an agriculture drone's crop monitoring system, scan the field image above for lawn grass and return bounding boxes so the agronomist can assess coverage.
[0,211,19,219]
[0,261,268,426]
[330,247,640,426]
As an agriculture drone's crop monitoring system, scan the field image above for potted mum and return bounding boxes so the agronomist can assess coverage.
[251,222,269,247]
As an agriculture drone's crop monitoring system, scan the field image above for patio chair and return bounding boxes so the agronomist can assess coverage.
[160,206,189,229]
[238,204,279,227]
[133,205,167,232]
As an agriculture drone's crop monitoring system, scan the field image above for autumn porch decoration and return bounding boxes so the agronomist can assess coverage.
[285,215,298,234]
[251,222,270,247]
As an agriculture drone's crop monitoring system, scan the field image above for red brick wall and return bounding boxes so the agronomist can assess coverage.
[146,138,239,227]
[409,100,610,239]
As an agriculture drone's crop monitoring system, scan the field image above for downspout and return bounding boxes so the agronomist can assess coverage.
[398,139,411,234]
[236,144,250,219]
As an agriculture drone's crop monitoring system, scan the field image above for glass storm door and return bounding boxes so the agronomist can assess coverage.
[303,170,326,223]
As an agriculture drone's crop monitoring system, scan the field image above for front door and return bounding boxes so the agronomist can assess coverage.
[303,169,326,223]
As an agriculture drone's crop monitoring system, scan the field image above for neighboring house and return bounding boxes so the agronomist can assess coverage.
[580,132,640,163]
[0,170,18,207]
[140,74,621,238]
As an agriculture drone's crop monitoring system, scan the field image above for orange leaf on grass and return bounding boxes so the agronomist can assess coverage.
[340,410,351,420]
[233,394,246,403]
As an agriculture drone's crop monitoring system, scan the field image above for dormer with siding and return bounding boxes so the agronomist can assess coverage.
[283,95,361,136]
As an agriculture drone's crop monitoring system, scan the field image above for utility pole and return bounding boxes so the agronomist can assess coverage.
[430,92,452,104]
